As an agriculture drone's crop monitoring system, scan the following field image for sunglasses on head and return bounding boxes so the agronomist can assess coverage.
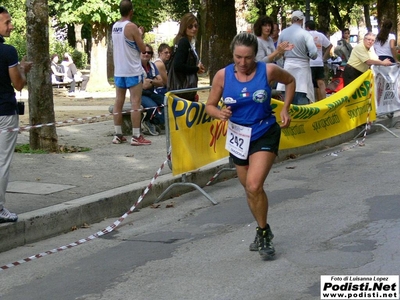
[188,24,198,30]
[142,51,153,55]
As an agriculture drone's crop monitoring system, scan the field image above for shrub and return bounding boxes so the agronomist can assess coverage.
[49,40,87,69]
[5,34,27,60]
[5,35,87,69]
[71,49,88,69]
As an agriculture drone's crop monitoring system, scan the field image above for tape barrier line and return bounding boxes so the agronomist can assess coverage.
[356,79,373,146]
[322,139,364,157]
[205,172,222,187]
[323,120,370,157]
[323,82,373,157]
[0,104,164,135]
[0,156,169,272]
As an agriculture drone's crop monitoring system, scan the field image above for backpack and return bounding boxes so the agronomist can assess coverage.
[334,39,352,62]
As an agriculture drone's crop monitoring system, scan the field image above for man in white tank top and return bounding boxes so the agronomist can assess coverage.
[111,0,151,146]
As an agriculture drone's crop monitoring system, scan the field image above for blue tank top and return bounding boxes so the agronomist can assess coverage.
[222,61,275,141]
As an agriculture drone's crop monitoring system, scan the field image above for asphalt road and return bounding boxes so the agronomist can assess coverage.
[0,127,399,300]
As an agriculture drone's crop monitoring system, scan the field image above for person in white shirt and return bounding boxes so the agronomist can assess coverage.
[253,15,291,64]
[111,0,151,146]
[276,10,318,104]
[374,19,399,63]
[305,20,333,101]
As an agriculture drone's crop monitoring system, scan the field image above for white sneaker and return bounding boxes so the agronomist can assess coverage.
[112,134,127,144]
[0,207,18,223]
[68,92,75,97]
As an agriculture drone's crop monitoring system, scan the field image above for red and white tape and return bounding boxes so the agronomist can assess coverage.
[0,156,169,271]
[0,104,164,134]
[324,82,373,157]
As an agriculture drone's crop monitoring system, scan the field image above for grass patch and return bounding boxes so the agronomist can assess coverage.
[15,144,47,154]
[15,144,91,154]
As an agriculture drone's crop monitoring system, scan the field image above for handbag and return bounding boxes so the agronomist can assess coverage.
[167,44,198,101]
[17,101,25,115]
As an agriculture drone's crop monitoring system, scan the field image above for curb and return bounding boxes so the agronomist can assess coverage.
[0,161,236,253]
[0,115,397,253]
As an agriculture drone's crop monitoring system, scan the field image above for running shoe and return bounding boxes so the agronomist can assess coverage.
[142,120,159,136]
[112,134,127,144]
[131,135,151,146]
[256,226,275,259]
[250,224,274,251]
[0,207,18,223]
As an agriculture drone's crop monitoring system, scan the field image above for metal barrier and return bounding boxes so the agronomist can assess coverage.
[355,65,400,139]
[154,86,235,205]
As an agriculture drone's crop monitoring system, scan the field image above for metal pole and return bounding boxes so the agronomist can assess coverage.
[305,0,311,21]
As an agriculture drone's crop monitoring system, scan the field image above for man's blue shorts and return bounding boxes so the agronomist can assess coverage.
[114,75,143,89]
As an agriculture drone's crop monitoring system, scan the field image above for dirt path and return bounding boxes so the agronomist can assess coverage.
[18,91,115,126]
[18,75,211,126]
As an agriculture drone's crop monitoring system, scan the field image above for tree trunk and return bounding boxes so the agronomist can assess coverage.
[331,2,351,30]
[205,0,237,82]
[107,24,114,80]
[199,1,209,83]
[364,4,371,32]
[377,0,397,38]
[86,22,111,92]
[26,0,58,152]
[281,4,287,29]
[75,23,84,52]
[270,5,281,23]
[254,0,267,16]
[317,0,330,35]
[67,24,76,48]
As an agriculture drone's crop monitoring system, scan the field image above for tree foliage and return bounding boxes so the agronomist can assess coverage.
[49,0,163,32]
[160,0,200,20]
[46,0,167,90]
[243,0,388,35]
[1,0,26,33]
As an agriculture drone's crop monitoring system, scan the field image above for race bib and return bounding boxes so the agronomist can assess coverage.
[225,120,252,159]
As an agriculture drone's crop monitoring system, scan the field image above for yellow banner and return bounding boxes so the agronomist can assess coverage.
[167,95,229,176]
[168,70,375,175]
[278,70,376,149]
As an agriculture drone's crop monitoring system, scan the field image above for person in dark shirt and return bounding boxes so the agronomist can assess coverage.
[0,6,32,223]
[50,53,69,83]
[169,12,205,101]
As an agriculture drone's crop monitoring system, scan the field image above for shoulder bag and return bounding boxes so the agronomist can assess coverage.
[167,44,198,101]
